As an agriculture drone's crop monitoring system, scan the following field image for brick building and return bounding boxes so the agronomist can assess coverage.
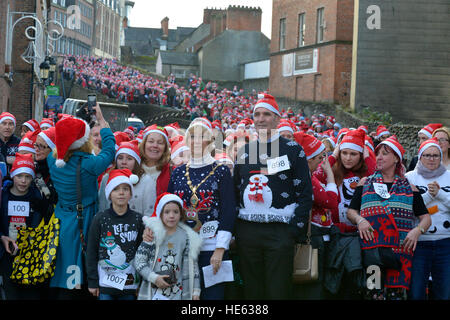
[269,0,353,105]
[93,0,121,58]
[1,0,47,128]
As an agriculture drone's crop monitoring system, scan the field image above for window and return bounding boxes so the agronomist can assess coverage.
[316,8,324,43]
[298,13,305,47]
[279,18,286,50]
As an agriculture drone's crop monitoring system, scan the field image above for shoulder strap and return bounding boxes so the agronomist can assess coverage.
[76,157,87,254]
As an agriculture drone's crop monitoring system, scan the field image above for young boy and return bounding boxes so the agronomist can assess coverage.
[0,153,43,300]
[86,169,144,300]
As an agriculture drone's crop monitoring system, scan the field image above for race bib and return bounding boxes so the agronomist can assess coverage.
[8,201,30,217]
[200,221,219,239]
[99,268,127,291]
[373,183,390,199]
[267,155,290,175]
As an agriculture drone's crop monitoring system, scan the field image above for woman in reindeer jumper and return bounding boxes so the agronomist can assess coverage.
[133,193,202,300]
[167,118,236,300]
[405,138,450,300]
[315,129,376,233]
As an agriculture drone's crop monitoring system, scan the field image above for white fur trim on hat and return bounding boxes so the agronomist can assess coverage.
[418,129,432,139]
[143,129,169,145]
[116,148,141,164]
[340,142,363,153]
[307,143,326,160]
[18,146,36,154]
[11,166,35,179]
[188,121,212,134]
[253,102,281,117]
[23,122,37,132]
[38,132,56,150]
[0,116,16,126]
[105,176,134,200]
[376,130,390,139]
[418,142,442,160]
[171,145,189,160]
[277,126,294,134]
[380,140,403,161]
[155,194,184,218]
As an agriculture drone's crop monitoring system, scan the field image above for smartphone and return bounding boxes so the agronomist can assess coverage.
[87,94,97,109]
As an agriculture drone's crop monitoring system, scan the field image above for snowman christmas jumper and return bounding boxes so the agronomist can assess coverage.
[86,206,144,296]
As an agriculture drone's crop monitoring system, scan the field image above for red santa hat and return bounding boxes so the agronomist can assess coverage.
[151,192,184,218]
[170,135,189,160]
[105,169,139,200]
[22,119,40,132]
[188,117,213,134]
[340,129,366,153]
[418,137,442,159]
[365,135,374,151]
[114,131,131,150]
[325,136,337,149]
[116,140,141,165]
[136,130,144,143]
[358,125,369,134]
[293,132,325,160]
[0,112,16,127]
[215,152,234,167]
[377,135,405,161]
[143,124,169,145]
[55,117,90,168]
[253,93,281,117]
[326,116,336,126]
[376,125,390,139]
[18,130,39,154]
[337,128,350,142]
[40,118,54,130]
[123,126,135,140]
[164,122,180,135]
[277,120,295,134]
[418,123,443,139]
[38,127,56,150]
[10,153,35,178]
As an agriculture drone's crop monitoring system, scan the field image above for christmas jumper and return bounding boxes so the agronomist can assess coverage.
[233,133,313,234]
[86,206,144,296]
[133,216,202,300]
[311,175,338,228]
[314,154,376,232]
[167,154,236,252]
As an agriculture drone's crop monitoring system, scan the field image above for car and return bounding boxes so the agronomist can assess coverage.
[127,117,145,133]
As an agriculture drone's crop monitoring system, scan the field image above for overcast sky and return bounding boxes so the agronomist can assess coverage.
[128,0,273,39]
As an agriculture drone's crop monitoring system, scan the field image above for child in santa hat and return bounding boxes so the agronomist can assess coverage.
[133,192,202,300]
[0,153,44,299]
[86,169,144,300]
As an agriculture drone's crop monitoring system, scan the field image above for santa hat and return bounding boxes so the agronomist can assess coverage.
[337,128,350,142]
[376,125,390,139]
[0,112,16,126]
[188,117,213,134]
[143,124,169,145]
[55,117,90,168]
[170,135,189,160]
[326,116,336,126]
[151,192,184,218]
[114,131,131,150]
[253,93,281,117]
[11,153,35,178]
[325,136,337,149]
[136,130,144,143]
[418,123,443,139]
[212,120,222,131]
[164,122,180,135]
[365,135,374,151]
[277,120,295,134]
[38,127,56,150]
[418,137,443,159]
[40,118,54,130]
[23,119,40,132]
[215,152,234,166]
[340,129,365,153]
[105,169,139,200]
[116,140,141,164]
[293,132,325,160]
[377,135,405,161]
[123,126,135,140]
[18,130,39,154]
[358,125,369,134]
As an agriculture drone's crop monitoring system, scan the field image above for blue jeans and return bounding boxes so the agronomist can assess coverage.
[409,238,450,300]
[99,293,136,301]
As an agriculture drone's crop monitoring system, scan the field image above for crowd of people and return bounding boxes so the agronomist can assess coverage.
[0,57,449,301]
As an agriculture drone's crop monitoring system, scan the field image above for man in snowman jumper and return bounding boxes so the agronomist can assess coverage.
[233,94,313,300]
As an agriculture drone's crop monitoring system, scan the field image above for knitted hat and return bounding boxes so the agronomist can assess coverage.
[38,127,56,150]
[105,169,138,200]
[55,117,90,168]
[170,135,189,160]
[23,119,40,132]
[0,112,16,126]
[143,124,169,145]
[152,192,184,218]
[418,137,442,159]
[114,131,131,150]
[116,140,141,165]
[377,135,405,161]
[418,123,443,139]
[293,131,325,160]
[40,118,54,130]
[376,125,390,139]
[340,129,365,153]
[11,153,35,178]
[253,93,281,117]
[18,130,39,154]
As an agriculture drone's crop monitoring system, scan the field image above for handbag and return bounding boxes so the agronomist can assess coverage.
[293,211,319,283]
[10,212,60,285]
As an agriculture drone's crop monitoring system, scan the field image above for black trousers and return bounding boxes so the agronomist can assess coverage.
[235,219,295,300]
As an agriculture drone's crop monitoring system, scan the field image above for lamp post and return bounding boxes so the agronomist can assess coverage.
[39,59,50,83]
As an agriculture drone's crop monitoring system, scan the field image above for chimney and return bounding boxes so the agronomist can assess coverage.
[161,17,169,39]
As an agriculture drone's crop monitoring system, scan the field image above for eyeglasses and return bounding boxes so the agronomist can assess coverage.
[437,138,449,143]
[34,143,49,150]
[421,154,440,160]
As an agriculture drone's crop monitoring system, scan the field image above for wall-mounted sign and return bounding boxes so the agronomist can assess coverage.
[294,48,318,75]
[282,53,294,77]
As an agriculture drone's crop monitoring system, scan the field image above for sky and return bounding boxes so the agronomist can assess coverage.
[128,0,273,39]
